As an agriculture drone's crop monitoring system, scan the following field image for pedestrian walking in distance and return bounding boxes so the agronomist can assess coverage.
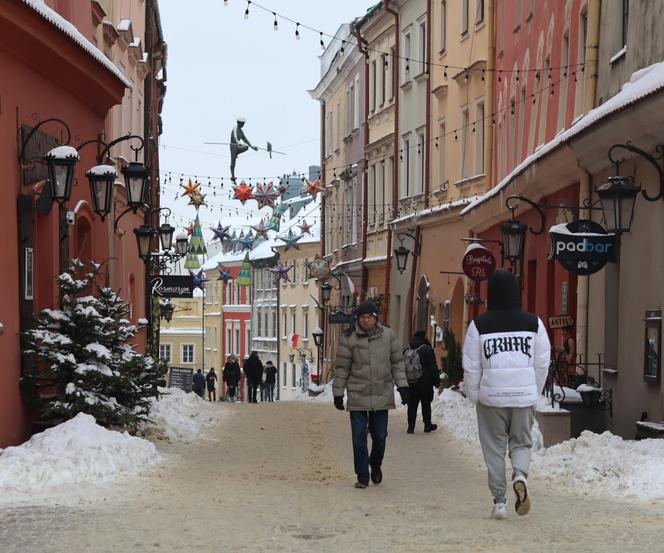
[243,351,264,403]
[462,269,550,519]
[192,369,206,398]
[404,330,441,434]
[333,301,409,489]
[223,355,241,401]
[264,360,277,402]
[206,368,218,402]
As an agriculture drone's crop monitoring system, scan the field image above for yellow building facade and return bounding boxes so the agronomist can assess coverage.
[159,296,204,378]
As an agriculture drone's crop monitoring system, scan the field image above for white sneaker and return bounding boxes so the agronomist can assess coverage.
[513,475,531,516]
[492,502,507,519]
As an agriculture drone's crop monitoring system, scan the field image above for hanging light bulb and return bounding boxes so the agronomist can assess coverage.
[244,1,250,19]
[295,22,300,39]
[320,32,325,50]
[224,0,228,6]
[273,12,278,31]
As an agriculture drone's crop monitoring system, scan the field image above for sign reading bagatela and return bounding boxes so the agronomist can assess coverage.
[149,275,195,298]
[548,219,616,276]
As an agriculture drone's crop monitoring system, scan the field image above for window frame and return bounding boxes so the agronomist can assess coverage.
[181,344,195,364]
[644,309,661,383]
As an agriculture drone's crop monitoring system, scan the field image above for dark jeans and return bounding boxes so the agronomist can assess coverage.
[349,410,389,483]
[407,385,433,428]
[266,383,275,402]
[248,381,259,402]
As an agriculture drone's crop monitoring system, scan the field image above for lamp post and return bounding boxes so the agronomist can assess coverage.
[595,175,639,235]
[312,326,324,384]
[393,231,421,274]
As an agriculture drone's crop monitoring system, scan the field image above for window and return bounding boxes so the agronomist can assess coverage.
[354,74,361,128]
[291,360,296,389]
[518,89,525,161]
[403,32,411,81]
[336,101,341,150]
[460,106,469,178]
[182,344,194,364]
[644,310,661,383]
[461,0,469,35]
[245,324,251,358]
[370,60,377,111]
[558,33,569,131]
[475,102,485,174]
[391,47,397,97]
[575,10,588,117]
[438,120,446,186]
[622,0,629,48]
[539,57,550,145]
[381,54,387,104]
[417,129,425,194]
[205,326,210,348]
[419,21,427,75]
[257,311,262,337]
[282,362,287,388]
[379,160,386,223]
[402,135,410,197]
[440,0,446,52]
[303,311,309,338]
[235,328,240,355]
[226,326,232,355]
[291,312,297,337]
[369,164,376,225]
[272,312,277,337]
[509,97,516,168]
[476,0,484,24]
[159,344,171,363]
[283,312,288,336]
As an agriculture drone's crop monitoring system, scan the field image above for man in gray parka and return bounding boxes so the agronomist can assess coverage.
[333,301,409,488]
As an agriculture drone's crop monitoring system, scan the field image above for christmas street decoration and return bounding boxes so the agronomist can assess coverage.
[217,264,233,283]
[188,215,207,255]
[298,220,313,235]
[308,254,331,280]
[185,222,195,236]
[267,202,287,231]
[304,177,323,200]
[253,181,281,209]
[233,181,254,204]
[278,229,302,251]
[211,223,232,242]
[184,252,201,270]
[189,268,206,290]
[236,253,253,287]
[251,219,271,239]
[180,178,200,197]
[238,232,257,251]
[269,262,292,283]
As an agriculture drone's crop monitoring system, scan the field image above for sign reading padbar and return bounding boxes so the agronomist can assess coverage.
[150,275,195,298]
[548,315,574,329]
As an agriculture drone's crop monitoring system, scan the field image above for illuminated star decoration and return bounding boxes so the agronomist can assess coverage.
[216,264,233,283]
[269,262,292,283]
[308,254,331,280]
[189,269,206,290]
[211,223,231,242]
[304,177,323,200]
[180,178,200,197]
[185,222,195,236]
[238,232,256,251]
[253,181,281,209]
[251,219,271,239]
[188,191,207,209]
[232,181,254,205]
[298,220,313,236]
[277,230,302,252]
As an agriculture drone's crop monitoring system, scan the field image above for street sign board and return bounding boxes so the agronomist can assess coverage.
[169,366,193,393]
[549,220,616,275]
[462,243,496,281]
[150,275,195,298]
[328,311,354,325]
[548,315,574,329]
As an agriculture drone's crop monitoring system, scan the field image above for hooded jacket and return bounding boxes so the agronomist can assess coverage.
[243,353,264,384]
[333,322,408,411]
[462,269,550,408]
[407,334,441,390]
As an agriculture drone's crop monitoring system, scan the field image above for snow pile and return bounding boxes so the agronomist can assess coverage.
[295,383,334,402]
[532,431,664,500]
[140,387,221,442]
[0,413,160,500]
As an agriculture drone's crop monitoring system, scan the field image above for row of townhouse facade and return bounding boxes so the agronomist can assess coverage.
[312,0,664,437]
[0,0,166,447]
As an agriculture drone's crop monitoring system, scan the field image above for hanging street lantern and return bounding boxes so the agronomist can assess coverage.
[175,232,189,256]
[320,281,332,305]
[160,301,175,323]
[312,326,324,347]
[85,164,117,220]
[134,224,155,260]
[158,221,175,251]
[595,175,639,235]
[122,161,150,210]
[43,145,79,204]
[501,218,527,263]
[394,243,411,274]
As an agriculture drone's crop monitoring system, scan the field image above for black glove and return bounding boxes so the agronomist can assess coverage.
[334,396,345,411]
[398,387,409,405]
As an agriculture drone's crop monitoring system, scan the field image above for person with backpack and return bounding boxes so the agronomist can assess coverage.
[243,351,264,403]
[223,355,241,401]
[192,369,206,398]
[404,330,441,434]
[205,367,218,402]
[333,301,409,489]
[462,269,550,519]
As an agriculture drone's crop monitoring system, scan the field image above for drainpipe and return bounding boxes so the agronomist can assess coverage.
[383,0,399,323]
[485,0,495,193]
[318,99,326,369]
[424,0,432,209]
[353,21,370,302]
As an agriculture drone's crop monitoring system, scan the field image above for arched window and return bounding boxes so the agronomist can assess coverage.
[415,275,430,334]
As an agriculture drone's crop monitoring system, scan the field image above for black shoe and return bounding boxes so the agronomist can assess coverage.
[424,424,438,433]
[407,425,414,434]
[354,479,369,489]
[370,467,382,485]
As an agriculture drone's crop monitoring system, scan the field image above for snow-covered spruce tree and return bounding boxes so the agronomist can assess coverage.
[23,259,165,428]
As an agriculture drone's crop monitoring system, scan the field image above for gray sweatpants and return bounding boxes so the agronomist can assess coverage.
[476,403,535,504]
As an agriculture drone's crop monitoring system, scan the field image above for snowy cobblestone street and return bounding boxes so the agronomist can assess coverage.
[1,401,664,552]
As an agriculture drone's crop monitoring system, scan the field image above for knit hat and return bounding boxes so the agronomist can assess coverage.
[357,301,379,318]
[413,330,426,338]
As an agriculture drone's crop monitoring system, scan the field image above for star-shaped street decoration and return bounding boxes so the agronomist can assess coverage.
[251,219,271,239]
[216,264,233,283]
[238,232,256,251]
[269,262,292,284]
[253,181,281,209]
[189,268,206,290]
[277,229,302,252]
[308,254,331,280]
[304,177,323,200]
[233,181,254,205]
[188,191,207,209]
[211,223,231,242]
[277,182,289,196]
[180,178,201,197]
[298,220,313,236]
[185,222,195,236]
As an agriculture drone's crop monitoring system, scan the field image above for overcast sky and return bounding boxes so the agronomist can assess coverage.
[158,0,374,236]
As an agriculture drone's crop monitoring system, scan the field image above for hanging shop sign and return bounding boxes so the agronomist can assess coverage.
[462,244,496,281]
[548,220,616,276]
[328,310,354,325]
[149,275,195,298]
[548,314,575,329]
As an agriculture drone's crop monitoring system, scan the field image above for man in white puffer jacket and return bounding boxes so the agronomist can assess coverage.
[463,269,550,519]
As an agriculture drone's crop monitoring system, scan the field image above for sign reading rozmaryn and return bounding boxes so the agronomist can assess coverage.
[548,220,616,276]
[149,275,195,298]
[462,243,496,282]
